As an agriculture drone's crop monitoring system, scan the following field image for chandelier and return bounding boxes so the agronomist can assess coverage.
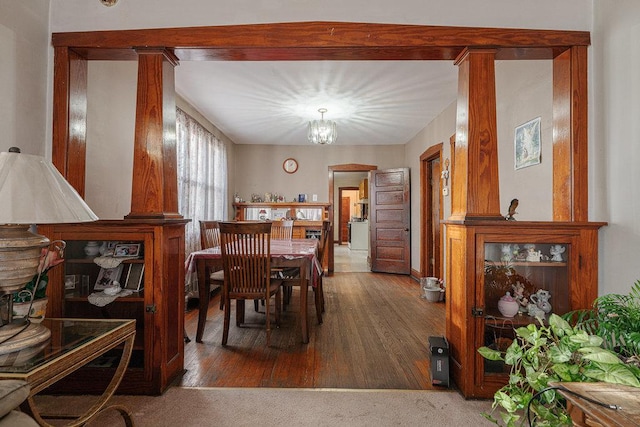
[308,108,337,145]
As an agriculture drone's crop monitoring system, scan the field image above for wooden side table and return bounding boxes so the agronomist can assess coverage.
[0,318,136,426]
[552,382,640,427]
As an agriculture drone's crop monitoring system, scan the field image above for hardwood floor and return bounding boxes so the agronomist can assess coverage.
[179,262,446,390]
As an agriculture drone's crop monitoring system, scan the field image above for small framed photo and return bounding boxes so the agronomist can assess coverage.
[114,243,141,258]
[94,265,124,290]
[65,274,78,290]
[124,264,145,291]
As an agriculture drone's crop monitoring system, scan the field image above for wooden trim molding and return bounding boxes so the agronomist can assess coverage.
[328,164,377,273]
[419,143,444,278]
[51,21,590,62]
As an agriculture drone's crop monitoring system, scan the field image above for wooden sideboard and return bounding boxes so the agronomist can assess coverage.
[233,202,331,268]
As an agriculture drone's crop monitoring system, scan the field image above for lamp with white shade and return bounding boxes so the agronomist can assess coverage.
[0,147,98,363]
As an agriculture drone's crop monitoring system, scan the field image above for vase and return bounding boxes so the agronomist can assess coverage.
[84,241,100,257]
[12,297,48,323]
[498,293,520,318]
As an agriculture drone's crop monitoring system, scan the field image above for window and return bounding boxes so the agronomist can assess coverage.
[176,108,228,257]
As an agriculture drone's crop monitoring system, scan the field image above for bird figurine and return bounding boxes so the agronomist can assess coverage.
[505,198,518,220]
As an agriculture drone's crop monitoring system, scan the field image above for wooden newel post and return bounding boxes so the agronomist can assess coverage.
[126,48,182,220]
[451,48,503,221]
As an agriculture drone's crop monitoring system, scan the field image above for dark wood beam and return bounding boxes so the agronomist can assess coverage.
[53,21,590,62]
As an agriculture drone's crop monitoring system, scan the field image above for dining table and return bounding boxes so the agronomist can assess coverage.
[186,238,321,344]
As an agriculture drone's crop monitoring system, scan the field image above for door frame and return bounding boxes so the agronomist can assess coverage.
[420,143,444,278]
[338,187,359,244]
[328,164,377,274]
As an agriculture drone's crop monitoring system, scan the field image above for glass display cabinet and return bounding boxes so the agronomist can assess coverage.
[444,221,606,398]
[40,219,187,395]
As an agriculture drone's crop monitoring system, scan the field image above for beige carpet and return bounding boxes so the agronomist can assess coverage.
[35,386,495,426]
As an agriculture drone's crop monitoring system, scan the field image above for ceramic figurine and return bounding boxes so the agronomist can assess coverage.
[530,289,552,314]
[526,247,542,262]
[500,244,513,262]
[549,245,566,262]
[527,302,546,318]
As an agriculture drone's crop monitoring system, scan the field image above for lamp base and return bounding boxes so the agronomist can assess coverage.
[0,322,51,366]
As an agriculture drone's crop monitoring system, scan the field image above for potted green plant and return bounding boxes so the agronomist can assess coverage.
[567,280,640,367]
[478,313,640,426]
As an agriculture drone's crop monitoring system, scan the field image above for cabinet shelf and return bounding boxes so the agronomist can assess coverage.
[505,261,567,267]
[66,258,144,264]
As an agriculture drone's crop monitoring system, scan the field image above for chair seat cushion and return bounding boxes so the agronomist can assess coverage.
[209,269,224,282]
[0,380,30,419]
[0,410,39,427]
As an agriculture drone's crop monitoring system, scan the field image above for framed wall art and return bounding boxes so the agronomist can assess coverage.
[514,117,541,170]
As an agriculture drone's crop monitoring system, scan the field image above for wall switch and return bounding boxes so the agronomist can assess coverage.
[442,187,449,196]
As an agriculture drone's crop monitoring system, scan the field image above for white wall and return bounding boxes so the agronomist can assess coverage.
[0,1,50,156]
[496,60,553,221]
[86,61,136,219]
[49,0,592,32]
[405,102,457,272]
[592,0,640,294]
[234,144,403,204]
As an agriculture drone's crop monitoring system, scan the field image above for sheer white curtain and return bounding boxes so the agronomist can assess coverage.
[176,108,228,258]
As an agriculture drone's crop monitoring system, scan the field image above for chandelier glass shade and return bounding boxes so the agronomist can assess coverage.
[308,108,337,145]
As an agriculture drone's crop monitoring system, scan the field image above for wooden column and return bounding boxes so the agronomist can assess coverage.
[553,46,589,221]
[451,48,502,221]
[126,48,181,220]
[52,47,88,196]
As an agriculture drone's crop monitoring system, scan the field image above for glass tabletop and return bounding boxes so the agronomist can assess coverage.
[0,318,134,373]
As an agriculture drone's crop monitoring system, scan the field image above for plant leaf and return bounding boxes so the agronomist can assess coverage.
[504,342,522,366]
[549,313,573,337]
[584,364,640,387]
[580,347,624,364]
[548,344,572,364]
[478,346,504,361]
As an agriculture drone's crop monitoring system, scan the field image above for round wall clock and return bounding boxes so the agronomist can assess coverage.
[283,158,298,174]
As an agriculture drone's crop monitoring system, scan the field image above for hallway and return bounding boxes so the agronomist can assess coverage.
[333,243,369,273]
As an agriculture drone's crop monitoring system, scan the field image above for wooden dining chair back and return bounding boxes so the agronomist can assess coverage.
[275,220,330,324]
[219,221,282,346]
[200,220,221,249]
[314,220,331,316]
[271,220,294,240]
[198,220,225,315]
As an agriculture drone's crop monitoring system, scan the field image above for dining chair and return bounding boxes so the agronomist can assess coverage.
[199,220,225,309]
[271,219,294,240]
[275,220,330,324]
[270,220,294,306]
[314,220,331,316]
[219,221,282,346]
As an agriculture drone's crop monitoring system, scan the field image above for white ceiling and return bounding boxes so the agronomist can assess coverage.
[174,60,459,146]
